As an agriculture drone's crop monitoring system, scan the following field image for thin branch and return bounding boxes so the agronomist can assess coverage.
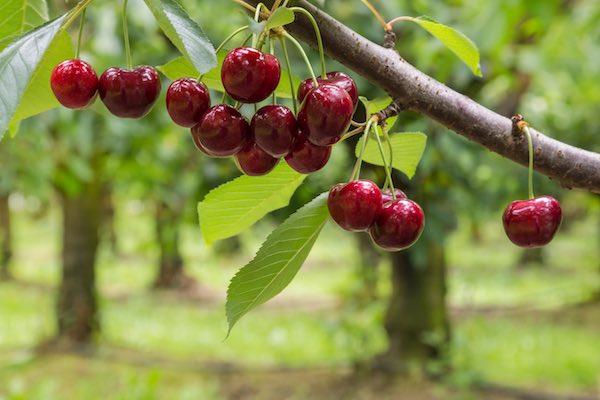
[246,0,600,193]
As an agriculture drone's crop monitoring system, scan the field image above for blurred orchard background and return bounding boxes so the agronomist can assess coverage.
[1,0,599,399]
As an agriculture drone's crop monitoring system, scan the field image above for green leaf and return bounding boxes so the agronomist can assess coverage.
[0,0,49,40]
[143,0,216,74]
[357,132,427,179]
[411,16,481,77]
[364,96,399,129]
[158,53,301,99]
[265,7,295,30]
[0,14,67,140]
[226,192,328,335]
[198,163,306,245]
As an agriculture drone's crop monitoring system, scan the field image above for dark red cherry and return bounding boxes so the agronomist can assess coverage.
[190,129,219,156]
[284,131,331,174]
[381,188,408,203]
[327,180,382,232]
[235,140,280,176]
[166,78,210,127]
[297,71,358,107]
[98,66,161,119]
[50,59,98,109]
[297,84,354,146]
[221,47,280,103]
[502,196,562,248]
[191,104,250,157]
[251,105,298,158]
[369,199,425,251]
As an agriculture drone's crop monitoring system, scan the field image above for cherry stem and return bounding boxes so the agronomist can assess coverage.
[290,7,326,79]
[382,127,394,178]
[341,126,365,142]
[75,8,86,59]
[278,36,297,114]
[522,125,535,199]
[350,118,375,181]
[199,25,250,81]
[253,3,268,49]
[360,0,388,30]
[283,32,318,86]
[231,0,258,14]
[373,121,395,199]
[122,0,132,69]
[62,0,95,30]
[385,16,415,31]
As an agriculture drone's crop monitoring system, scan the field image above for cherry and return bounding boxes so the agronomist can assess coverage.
[284,131,331,174]
[369,199,425,251]
[235,139,280,176]
[50,59,98,109]
[190,130,219,157]
[166,78,210,128]
[221,47,280,103]
[381,188,407,203]
[98,66,161,119]
[328,180,382,232]
[191,104,250,157]
[297,84,354,146]
[297,71,358,107]
[502,196,562,248]
[251,105,297,158]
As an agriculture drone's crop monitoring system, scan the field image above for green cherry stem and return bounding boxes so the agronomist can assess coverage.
[382,127,394,176]
[199,25,250,81]
[122,0,132,69]
[62,0,95,30]
[522,125,535,199]
[252,3,267,48]
[350,117,375,181]
[283,32,318,86]
[373,121,395,199]
[289,7,326,78]
[75,8,86,59]
[278,36,297,114]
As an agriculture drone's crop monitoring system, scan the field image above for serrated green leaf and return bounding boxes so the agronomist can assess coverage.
[198,163,306,245]
[265,7,295,30]
[0,0,48,40]
[143,0,216,74]
[0,14,66,140]
[158,53,301,99]
[226,192,328,335]
[357,132,427,179]
[412,16,481,77]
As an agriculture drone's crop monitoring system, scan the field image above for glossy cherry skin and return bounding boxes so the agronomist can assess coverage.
[297,71,358,107]
[381,188,407,203]
[235,140,280,176]
[502,196,562,248]
[50,59,98,109]
[284,131,331,174]
[328,180,383,232]
[190,129,219,156]
[166,78,210,127]
[369,199,425,251]
[98,66,161,119]
[191,104,250,157]
[297,84,354,146]
[251,105,298,158]
[221,47,280,103]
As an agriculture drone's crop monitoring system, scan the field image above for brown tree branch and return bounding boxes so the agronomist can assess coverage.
[248,0,600,193]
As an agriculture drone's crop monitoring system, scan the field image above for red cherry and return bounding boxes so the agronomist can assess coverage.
[191,104,250,157]
[251,105,298,158]
[297,71,358,107]
[166,78,210,128]
[284,131,331,174]
[98,66,161,119]
[381,188,407,203]
[502,196,562,248]
[327,180,383,231]
[221,47,280,103]
[235,140,280,176]
[50,59,98,109]
[297,84,354,146]
[190,129,219,156]
[369,199,425,251]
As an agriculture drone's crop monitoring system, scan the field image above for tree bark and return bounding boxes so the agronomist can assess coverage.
[56,180,102,343]
[379,242,450,370]
[152,201,187,289]
[0,193,12,280]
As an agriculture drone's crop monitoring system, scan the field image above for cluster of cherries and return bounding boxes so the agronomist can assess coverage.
[328,180,424,251]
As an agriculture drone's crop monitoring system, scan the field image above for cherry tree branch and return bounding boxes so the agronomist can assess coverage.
[248,0,600,194]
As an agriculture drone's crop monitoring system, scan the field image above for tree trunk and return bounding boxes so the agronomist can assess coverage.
[153,201,188,289]
[379,241,450,372]
[56,181,102,344]
[0,193,12,280]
